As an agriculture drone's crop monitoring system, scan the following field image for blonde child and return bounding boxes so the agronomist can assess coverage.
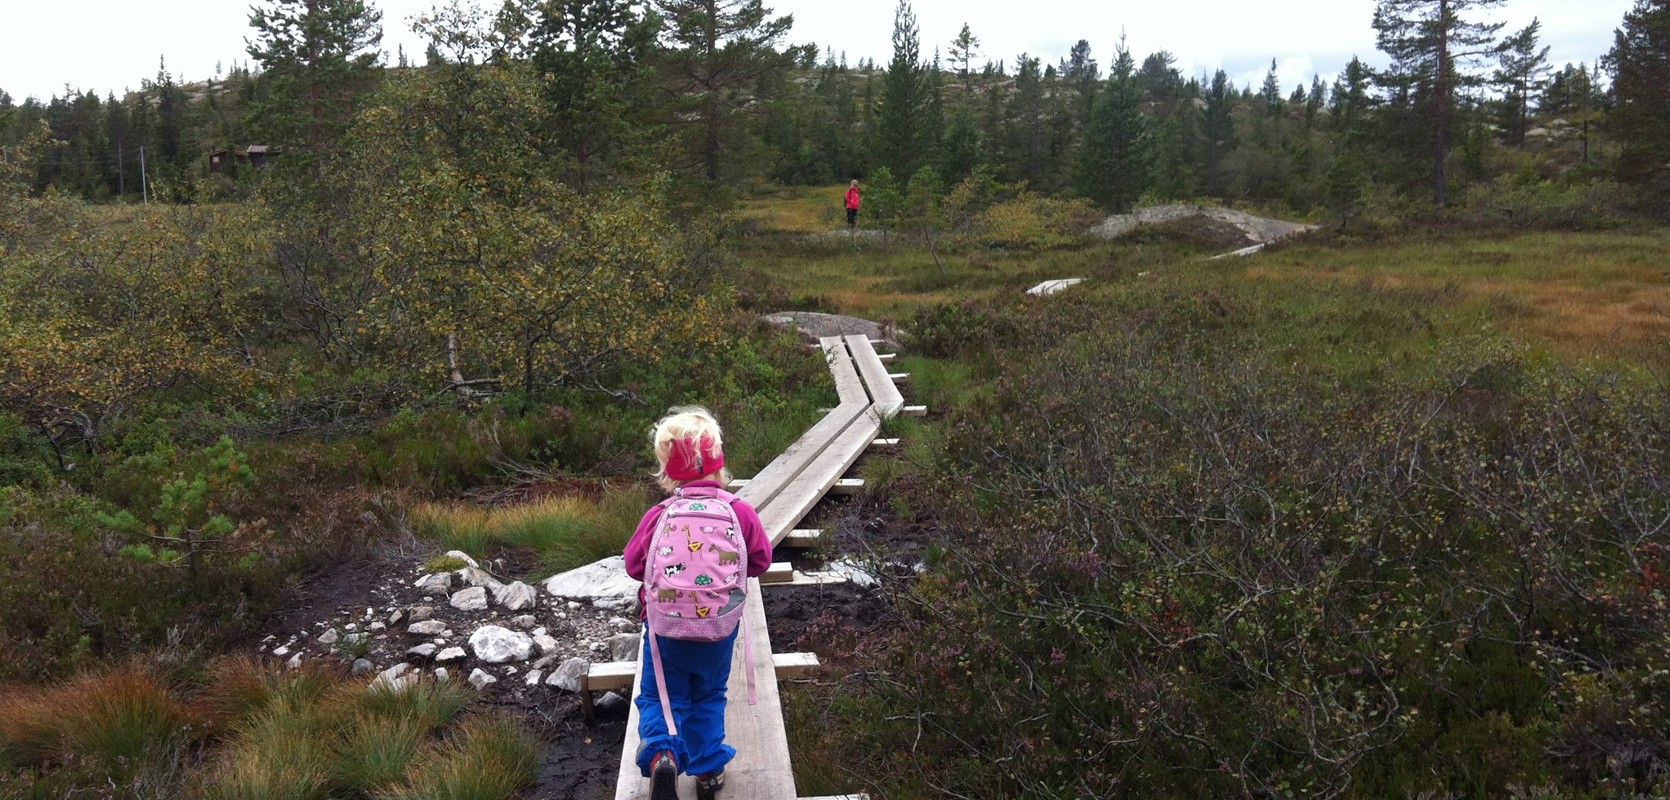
[624,406,772,800]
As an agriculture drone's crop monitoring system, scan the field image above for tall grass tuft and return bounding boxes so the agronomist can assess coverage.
[0,667,191,768]
[196,657,339,735]
[375,713,540,800]
[412,486,652,576]
[334,712,428,792]
[351,679,473,732]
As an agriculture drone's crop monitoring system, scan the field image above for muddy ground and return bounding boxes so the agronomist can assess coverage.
[258,486,922,800]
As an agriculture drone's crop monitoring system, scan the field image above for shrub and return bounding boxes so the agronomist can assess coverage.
[0,667,192,770]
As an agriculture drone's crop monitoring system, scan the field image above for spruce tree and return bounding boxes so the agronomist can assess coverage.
[1607,0,1670,207]
[1074,46,1147,211]
[1198,69,1237,197]
[528,0,661,189]
[872,0,936,180]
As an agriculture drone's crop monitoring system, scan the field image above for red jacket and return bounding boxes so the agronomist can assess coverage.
[623,480,773,617]
[845,186,861,210]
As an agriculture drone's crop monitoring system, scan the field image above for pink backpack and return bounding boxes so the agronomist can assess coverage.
[641,485,756,736]
[642,485,748,640]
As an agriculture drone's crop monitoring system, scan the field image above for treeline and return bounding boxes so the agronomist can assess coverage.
[2,0,1667,218]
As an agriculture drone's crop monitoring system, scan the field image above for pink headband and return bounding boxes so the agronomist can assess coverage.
[665,434,724,481]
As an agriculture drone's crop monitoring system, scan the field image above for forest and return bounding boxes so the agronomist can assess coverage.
[3,0,1670,797]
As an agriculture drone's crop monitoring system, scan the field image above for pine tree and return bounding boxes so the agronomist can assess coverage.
[656,0,796,185]
[246,0,383,153]
[948,23,980,100]
[525,0,660,189]
[1494,19,1550,146]
[1372,0,1506,206]
[1607,0,1670,206]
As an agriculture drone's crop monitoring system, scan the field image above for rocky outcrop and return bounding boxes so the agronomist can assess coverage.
[1090,204,1318,247]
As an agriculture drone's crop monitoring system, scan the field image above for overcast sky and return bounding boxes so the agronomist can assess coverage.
[1,0,1634,104]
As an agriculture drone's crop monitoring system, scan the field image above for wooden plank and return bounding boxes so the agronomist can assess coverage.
[888,373,909,383]
[759,562,795,584]
[875,353,896,363]
[779,529,822,548]
[775,570,849,587]
[617,581,794,800]
[819,337,868,406]
[734,401,869,519]
[772,651,820,679]
[799,796,871,800]
[869,438,900,449]
[754,410,882,541]
[844,335,904,418]
[902,405,927,417]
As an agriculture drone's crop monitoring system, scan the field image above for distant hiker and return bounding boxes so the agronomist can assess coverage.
[625,406,772,800]
[845,179,861,228]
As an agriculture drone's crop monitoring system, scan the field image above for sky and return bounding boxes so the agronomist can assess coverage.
[0,0,1635,104]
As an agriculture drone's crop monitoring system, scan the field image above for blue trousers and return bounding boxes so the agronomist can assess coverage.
[635,627,739,777]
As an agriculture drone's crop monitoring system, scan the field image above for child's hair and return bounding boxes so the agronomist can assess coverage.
[650,405,732,492]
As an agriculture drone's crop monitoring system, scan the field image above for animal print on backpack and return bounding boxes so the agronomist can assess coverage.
[642,485,747,641]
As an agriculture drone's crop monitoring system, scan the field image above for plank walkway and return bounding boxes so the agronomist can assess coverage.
[612,335,908,800]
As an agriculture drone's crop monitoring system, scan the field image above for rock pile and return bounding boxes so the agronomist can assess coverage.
[259,550,647,706]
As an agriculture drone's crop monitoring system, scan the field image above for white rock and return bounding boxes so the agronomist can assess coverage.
[408,621,447,636]
[450,586,489,612]
[608,616,631,629]
[525,670,544,685]
[436,647,468,663]
[547,657,591,692]
[408,606,436,622]
[286,654,303,670]
[445,550,480,569]
[544,557,640,614]
[371,663,417,692]
[457,567,505,592]
[434,667,450,682]
[531,654,559,671]
[532,626,547,637]
[272,646,290,657]
[415,573,453,593]
[597,691,629,711]
[369,621,386,632]
[510,615,538,630]
[469,625,533,663]
[317,629,340,646]
[608,633,641,662]
[590,642,608,653]
[493,581,539,611]
[387,610,405,626]
[345,623,359,632]
[468,669,497,690]
[533,635,559,656]
[351,658,375,676]
[405,643,438,661]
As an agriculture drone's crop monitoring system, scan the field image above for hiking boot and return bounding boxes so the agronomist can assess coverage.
[695,771,726,800]
[650,750,679,800]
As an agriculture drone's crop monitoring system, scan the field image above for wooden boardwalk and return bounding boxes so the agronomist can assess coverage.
[611,335,908,800]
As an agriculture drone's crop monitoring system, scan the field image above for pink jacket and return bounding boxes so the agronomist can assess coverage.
[845,186,862,210]
[623,480,773,617]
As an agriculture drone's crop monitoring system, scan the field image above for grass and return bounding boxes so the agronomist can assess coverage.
[411,486,653,578]
[0,667,192,768]
[735,183,851,235]
[374,714,539,800]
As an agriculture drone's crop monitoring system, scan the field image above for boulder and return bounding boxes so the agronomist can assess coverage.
[493,581,539,611]
[436,647,468,663]
[408,620,447,636]
[547,657,590,692]
[457,567,505,592]
[370,663,417,692]
[450,586,489,612]
[543,556,640,615]
[468,625,533,663]
[414,572,453,593]
[445,550,480,568]
[468,668,498,690]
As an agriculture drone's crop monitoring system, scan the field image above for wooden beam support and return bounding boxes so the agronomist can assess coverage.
[870,438,900,449]
[876,353,896,363]
[772,651,820,679]
[780,529,823,548]
[759,562,795,584]
[826,478,864,495]
[902,405,927,417]
[888,372,909,383]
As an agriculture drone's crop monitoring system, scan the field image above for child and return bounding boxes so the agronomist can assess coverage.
[624,406,773,800]
[844,179,861,228]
